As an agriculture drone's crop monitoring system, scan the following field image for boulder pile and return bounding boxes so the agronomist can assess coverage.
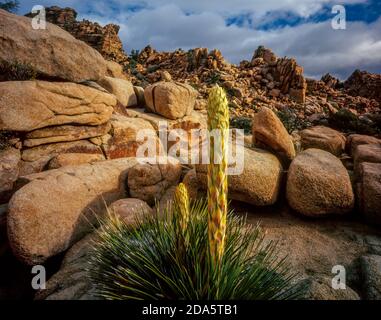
[345,69,381,103]
[0,8,206,265]
[25,6,129,68]
[0,7,380,301]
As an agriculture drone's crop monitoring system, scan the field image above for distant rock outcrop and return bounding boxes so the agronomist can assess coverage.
[321,73,341,89]
[344,69,381,103]
[25,6,129,67]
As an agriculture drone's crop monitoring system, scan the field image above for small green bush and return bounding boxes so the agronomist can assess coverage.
[130,49,140,61]
[276,108,309,134]
[230,117,252,135]
[329,109,381,135]
[253,45,266,59]
[0,60,37,81]
[207,71,221,85]
[0,131,15,150]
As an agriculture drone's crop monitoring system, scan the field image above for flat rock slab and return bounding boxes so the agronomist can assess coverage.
[125,108,207,132]
[7,158,138,265]
[347,134,381,156]
[301,126,346,156]
[0,81,115,132]
[21,140,103,163]
[24,123,111,148]
[48,153,106,170]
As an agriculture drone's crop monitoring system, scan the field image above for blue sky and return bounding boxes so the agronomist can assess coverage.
[18,0,381,79]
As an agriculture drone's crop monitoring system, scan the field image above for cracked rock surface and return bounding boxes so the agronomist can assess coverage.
[0,9,109,82]
[7,158,137,265]
[0,81,116,132]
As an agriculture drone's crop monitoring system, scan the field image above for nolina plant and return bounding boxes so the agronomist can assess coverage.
[88,86,299,300]
[174,183,190,234]
[207,85,229,265]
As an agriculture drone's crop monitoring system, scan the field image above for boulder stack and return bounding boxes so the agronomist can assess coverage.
[144,81,198,120]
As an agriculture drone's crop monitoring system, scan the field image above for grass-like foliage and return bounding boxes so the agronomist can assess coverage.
[0,60,37,81]
[276,108,310,134]
[88,199,298,300]
[329,108,381,135]
[230,117,252,135]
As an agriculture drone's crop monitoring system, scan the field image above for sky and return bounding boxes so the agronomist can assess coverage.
[17,0,381,80]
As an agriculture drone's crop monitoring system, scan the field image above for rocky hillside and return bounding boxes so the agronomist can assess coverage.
[130,46,380,133]
[344,69,381,103]
[0,7,381,300]
[26,6,129,67]
[25,6,380,135]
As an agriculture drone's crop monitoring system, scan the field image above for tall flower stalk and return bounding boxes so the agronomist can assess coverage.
[89,86,299,301]
[207,85,229,265]
[174,183,190,254]
[174,183,190,233]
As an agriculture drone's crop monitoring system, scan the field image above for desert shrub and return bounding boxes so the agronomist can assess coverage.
[207,71,221,85]
[230,117,252,135]
[0,132,11,150]
[329,109,381,135]
[146,64,160,73]
[130,49,140,61]
[329,109,357,129]
[0,131,17,150]
[189,82,200,90]
[225,87,239,98]
[253,45,265,59]
[276,108,310,134]
[88,199,299,300]
[0,60,37,81]
[124,49,140,74]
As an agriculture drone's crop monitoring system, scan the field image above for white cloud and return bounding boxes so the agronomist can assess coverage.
[109,3,381,79]
[20,0,368,19]
[112,0,367,18]
[18,0,381,79]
